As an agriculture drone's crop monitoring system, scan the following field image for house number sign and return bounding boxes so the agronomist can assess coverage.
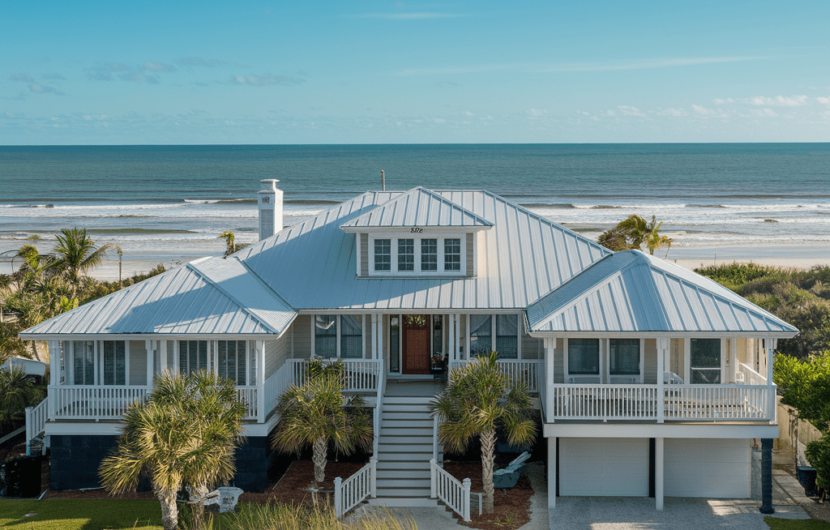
[410,227,424,233]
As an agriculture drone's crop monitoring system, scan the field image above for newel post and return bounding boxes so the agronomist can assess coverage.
[768,339,776,422]
[370,457,377,498]
[430,458,437,498]
[333,476,343,518]
[462,478,472,522]
[25,406,33,455]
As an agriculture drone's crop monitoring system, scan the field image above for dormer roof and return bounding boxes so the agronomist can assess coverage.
[340,187,493,231]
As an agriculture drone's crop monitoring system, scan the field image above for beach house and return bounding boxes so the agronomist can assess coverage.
[21,180,796,514]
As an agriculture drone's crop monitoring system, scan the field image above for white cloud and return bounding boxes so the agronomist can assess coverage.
[617,105,645,116]
[526,108,547,118]
[743,95,808,106]
[141,61,177,72]
[817,97,830,105]
[692,105,716,115]
[713,98,734,105]
[229,73,303,86]
[749,108,778,117]
[656,108,689,117]
[118,72,159,84]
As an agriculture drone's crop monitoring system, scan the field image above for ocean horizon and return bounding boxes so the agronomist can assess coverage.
[2,143,830,265]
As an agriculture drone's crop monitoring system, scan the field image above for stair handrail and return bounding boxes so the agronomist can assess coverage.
[25,397,48,455]
[334,457,376,518]
[430,458,471,522]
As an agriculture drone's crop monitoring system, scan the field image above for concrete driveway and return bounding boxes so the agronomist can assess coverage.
[549,497,809,530]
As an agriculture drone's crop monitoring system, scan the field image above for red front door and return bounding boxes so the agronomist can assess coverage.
[403,315,431,374]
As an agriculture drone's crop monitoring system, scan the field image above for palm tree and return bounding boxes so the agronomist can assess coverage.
[99,372,246,530]
[643,215,673,256]
[271,371,373,486]
[431,351,537,514]
[0,365,45,432]
[49,227,113,283]
[614,215,673,256]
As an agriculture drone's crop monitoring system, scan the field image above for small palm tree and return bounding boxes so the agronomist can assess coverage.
[218,231,248,257]
[432,351,537,514]
[99,372,246,530]
[271,371,373,486]
[49,227,113,283]
[615,215,673,256]
[643,215,673,256]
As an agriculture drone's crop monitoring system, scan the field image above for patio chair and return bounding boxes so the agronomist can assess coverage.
[203,487,244,513]
[492,451,532,491]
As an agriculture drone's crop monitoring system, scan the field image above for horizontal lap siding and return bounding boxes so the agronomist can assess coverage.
[466,234,474,276]
[265,335,289,379]
[292,315,312,359]
[521,326,542,359]
[554,338,564,383]
[129,340,146,386]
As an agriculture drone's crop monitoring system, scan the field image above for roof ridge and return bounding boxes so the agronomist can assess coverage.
[341,186,493,228]
[187,258,283,335]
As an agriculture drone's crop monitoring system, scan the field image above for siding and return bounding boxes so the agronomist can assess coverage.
[554,338,564,383]
[670,338,684,378]
[292,315,312,359]
[360,234,368,277]
[644,339,657,384]
[521,326,542,359]
[129,340,146,386]
[737,338,748,364]
[265,335,290,379]
[466,233,474,276]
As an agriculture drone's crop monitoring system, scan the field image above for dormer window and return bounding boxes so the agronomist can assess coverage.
[367,233,467,276]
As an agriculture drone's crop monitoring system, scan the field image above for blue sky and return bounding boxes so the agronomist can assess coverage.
[2,1,829,144]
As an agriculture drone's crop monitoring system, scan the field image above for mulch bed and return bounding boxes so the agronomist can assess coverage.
[443,461,533,530]
[240,459,367,506]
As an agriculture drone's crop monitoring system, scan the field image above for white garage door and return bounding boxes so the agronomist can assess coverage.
[559,438,649,496]
[664,439,750,498]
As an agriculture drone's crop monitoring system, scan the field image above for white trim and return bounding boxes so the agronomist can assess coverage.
[362,315,367,359]
[544,423,779,439]
[528,331,796,340]
[336,315,342,357]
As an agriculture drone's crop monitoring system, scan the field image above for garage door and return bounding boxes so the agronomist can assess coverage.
[559,438,649,496]
[664,439,750,498]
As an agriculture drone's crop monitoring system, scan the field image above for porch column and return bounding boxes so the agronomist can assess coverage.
[159,340,168,374]
[448,315,455,362]
[655,437,664,511]
[768,340,776,422]
[545,338,554,423]
[657,339,665,424]
[48,340,59,386]
[760,438,774,514]
[548,437,556,508]
[371,314,378,360]
[455,314,461,359]
[378,315,384,363]
[730,338,738,383]
[362,315,367,359]
[256,341,265,423]
[683,338,691,384]
[145,340,155,389]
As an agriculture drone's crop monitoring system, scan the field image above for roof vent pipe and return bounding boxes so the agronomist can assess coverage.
[257,179,283,241]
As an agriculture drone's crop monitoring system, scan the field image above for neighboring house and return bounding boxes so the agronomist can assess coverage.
[20,180,796,511]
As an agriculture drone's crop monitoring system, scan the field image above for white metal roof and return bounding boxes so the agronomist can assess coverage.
[526,250,798,335]
[238,189,610,310]
[21,257,296,337]
[340,187,493,229]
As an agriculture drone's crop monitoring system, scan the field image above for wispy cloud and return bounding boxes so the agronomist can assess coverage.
[42,73,66,81]
[227,73,304,86]
[177,57,225,68]
[28,83,65,96]
[396,56,769,76]
[742,95,808,106]
[119,72,160,84]
[86,62,131,81]
[617,105,645,117]
[350,12,466,20]
[818,97,830,105]
[9,73,36,83]
[140,61,176,73]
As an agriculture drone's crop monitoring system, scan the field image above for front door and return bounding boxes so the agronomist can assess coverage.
[403,315,431,374]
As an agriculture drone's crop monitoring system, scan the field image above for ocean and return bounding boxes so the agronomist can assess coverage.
[1,144,830,264]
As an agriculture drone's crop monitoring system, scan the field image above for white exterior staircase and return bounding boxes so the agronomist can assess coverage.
[368,396,441,508]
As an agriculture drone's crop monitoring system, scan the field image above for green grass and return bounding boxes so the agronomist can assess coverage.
[765,518,830,530]
[0,499,163,530]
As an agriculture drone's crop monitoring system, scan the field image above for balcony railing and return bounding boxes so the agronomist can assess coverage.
[287,359,382,393]
[49,385,150,420]
[547,383,774,422]
[449,359,543,392]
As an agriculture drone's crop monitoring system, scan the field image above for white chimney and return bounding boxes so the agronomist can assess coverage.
[257,179,283,241]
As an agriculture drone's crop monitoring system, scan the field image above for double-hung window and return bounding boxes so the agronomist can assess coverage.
[470,315,492,356]
[444,238,461,271]
[179,340,209,374]
[315,315,337,358]
[374,239,391,271]
[102,341,127,385]
[72,341,95,385]
[609,339,640,376]
[398,239,414,271]
[340,315,363,358]
[217,340,247,385]
[568,339,599,375]
[495,315,518,359]
[421,239,438,271]
[690,339,721,384]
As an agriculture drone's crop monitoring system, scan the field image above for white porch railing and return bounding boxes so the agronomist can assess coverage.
[550,385,658,420]
[49,385,150,419]
[25,398,48,452]
[430,458,471,522]
[737,362,768,386]
[449,359,544,392]
[334,457,376,518]
[663,385,772,420]
[548,383,774,422]
[288,359,382,393]
[235,386,258,420]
